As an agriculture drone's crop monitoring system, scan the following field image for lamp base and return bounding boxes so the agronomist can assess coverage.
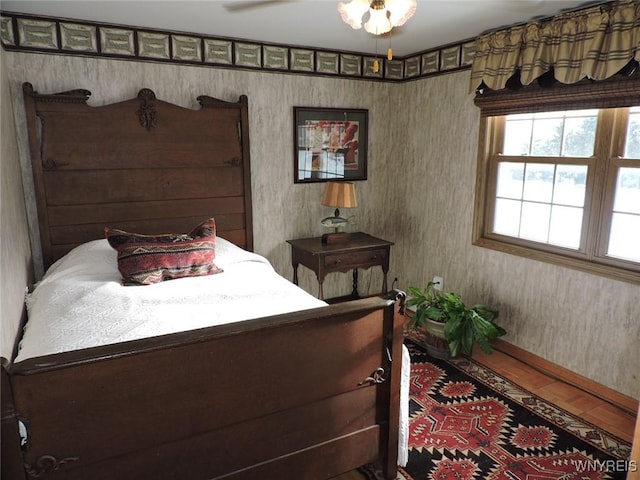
[321,232,351,245]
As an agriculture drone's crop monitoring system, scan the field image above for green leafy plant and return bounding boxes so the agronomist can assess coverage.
[406,282,506,357]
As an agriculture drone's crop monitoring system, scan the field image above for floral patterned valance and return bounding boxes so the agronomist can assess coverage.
[470,0,640,92]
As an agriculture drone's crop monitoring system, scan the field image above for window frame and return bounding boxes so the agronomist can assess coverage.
[473,97,640,284]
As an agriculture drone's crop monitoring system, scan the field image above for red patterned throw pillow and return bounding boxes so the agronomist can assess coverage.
[105,218,222,286]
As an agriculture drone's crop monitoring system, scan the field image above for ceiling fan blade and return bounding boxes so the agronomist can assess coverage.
[223,0,296,12]
[497,0,547,14]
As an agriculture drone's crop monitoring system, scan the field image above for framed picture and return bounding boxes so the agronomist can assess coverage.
[294,107,368,183]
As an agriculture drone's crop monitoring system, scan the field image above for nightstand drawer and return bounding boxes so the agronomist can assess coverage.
[324,248,388,269]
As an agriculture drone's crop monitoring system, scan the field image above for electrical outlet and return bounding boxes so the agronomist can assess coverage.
[432,276,444,291]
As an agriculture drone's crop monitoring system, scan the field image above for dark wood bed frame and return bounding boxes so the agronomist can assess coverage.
[1,84,404,480]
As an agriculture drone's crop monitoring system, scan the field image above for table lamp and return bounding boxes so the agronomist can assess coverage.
[320,181,357,244]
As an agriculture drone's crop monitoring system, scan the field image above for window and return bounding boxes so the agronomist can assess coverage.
[474,105,640,283]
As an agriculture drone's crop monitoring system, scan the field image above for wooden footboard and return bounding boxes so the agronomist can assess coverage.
[2,294,404,480]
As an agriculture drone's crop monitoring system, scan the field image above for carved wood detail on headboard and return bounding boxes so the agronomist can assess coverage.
[136,88,157,131]
[23,83,253,270]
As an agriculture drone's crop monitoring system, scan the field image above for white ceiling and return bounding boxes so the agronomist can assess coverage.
[2,0,598,57]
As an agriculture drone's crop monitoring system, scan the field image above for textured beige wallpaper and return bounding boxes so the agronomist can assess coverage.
[0,48,32,360]
[4,51,639,398]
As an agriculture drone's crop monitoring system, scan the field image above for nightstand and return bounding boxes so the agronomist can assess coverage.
[287,232,393,301]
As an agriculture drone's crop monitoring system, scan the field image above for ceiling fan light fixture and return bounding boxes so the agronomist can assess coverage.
[364,6,392,35]
[338,0,416,35]
[385,0,416,27]
[338,0,370,29]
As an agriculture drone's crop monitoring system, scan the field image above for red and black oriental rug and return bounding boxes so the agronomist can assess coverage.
[362,340,633,480]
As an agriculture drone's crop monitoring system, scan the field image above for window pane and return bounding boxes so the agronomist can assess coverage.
[493,161,586,251]
[553,164,587,207]
[531,118,562,156]
[563,116,596,157]
[613,167,640,215]
[504,109,597,158]
[624,107,640,159]
[493,198,521,236]
[504,119,532,155]
[523,163,554,202]
[608,212,640,262]
[520,202,550,242]
[496,162,524,199]
[549,205,583,249]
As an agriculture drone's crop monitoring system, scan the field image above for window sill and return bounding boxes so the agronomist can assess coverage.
[473,236,640,285]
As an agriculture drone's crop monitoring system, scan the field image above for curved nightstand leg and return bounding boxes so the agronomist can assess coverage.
[351,269,359,298]
[382,267,389,294]
[318,280,324,300]
[292,262,299,285]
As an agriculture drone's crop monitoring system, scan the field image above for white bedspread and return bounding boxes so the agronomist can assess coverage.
[16,237,327,363]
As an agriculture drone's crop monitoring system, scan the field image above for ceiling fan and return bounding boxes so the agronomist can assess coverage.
[223,0,413,69]
[223,0,297,12]
[223,0,553,14]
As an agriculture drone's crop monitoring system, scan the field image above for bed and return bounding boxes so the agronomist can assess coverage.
[0,83,406,480]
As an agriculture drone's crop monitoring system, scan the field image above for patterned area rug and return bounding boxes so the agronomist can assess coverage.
[362,340,633,480]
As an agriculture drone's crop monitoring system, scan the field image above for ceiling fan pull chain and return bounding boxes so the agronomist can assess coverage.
[373,32,380,73]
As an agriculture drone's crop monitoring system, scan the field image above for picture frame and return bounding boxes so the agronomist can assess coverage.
[294,106,368,183]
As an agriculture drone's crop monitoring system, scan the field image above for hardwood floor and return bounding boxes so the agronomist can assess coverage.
[472,347,636,443]
[333,345,638,480]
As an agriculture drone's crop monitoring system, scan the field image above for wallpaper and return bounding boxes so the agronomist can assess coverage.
[3,51,639,399]
[0,48,32,360]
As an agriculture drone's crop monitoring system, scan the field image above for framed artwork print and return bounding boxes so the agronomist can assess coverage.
[294,107,368,183]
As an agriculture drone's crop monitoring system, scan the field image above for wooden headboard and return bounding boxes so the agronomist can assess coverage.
[22,83,253,270]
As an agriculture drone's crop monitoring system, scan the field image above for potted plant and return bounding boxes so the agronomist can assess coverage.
[406,282,506,358]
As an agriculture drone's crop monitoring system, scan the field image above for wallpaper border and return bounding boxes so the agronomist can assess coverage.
[0,11,473,82]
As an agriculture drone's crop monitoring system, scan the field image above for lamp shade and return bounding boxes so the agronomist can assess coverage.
[321,181,357,209]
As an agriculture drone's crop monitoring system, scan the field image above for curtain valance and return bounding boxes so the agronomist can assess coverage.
[470,0,640,93]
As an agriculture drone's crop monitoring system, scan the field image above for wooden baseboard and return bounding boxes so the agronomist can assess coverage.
[402,309,638,415]
[490,338,638,415]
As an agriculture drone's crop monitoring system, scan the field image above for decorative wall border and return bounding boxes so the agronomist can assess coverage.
[0,12,474,82]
